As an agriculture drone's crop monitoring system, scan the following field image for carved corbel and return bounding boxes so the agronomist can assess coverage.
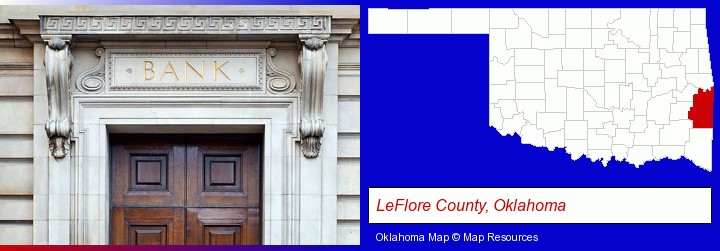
[42,35,73,158]
[298,34,329,158]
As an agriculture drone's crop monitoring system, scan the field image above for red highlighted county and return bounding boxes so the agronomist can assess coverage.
[688,87,714,128]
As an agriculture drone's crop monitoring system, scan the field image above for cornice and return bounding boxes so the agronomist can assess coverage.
[41,16,332,35]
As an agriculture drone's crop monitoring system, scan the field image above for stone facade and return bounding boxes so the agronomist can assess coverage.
[0,5,360,245]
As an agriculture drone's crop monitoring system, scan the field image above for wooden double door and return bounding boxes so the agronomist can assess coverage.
[110,134,261,245]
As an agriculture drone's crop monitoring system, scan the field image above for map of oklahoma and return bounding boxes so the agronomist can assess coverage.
[368,8,714,171]
[488,9,713,171]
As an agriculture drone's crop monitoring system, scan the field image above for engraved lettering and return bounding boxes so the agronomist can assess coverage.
[122,55,262,88]
[143,61,155,80]
[214,60,231,81]
[160,61,179,81]
[185,61,205,81]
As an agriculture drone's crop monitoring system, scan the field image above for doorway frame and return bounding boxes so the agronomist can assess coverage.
[108,133,264,245]
[64,95,302,244]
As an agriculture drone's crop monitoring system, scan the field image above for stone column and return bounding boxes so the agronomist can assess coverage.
[41,34,73,244]
[320,35,342,244]
[298,34,329,244]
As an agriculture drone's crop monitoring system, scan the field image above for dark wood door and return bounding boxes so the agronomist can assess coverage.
[111,134,261,245]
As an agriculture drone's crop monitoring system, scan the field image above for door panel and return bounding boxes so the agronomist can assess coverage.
[111,134,262,245]
[186,208,261,245]
[186,136,261,208]
[111,137,185,207]
[111,208,185,245]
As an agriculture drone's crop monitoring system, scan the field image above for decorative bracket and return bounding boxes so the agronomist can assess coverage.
[266,48,296,94]
[298,34,329,158]
[75,48,105,94]
[42,35,73,158]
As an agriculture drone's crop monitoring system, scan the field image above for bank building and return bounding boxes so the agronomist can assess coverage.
[0,5,360,245]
